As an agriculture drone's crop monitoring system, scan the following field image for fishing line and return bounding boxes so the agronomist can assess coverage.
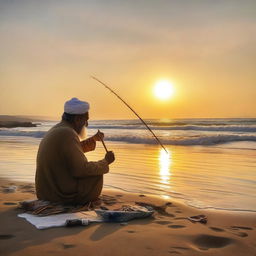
[91,76,168,154]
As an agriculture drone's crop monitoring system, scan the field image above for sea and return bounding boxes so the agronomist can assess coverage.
[0,118,256,212]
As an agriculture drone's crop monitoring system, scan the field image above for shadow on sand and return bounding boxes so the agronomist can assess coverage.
[0,207,154,254]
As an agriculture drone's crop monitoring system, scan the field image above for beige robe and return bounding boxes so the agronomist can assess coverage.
[35,120,109,204]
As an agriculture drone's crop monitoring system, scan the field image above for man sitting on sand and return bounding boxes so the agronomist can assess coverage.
[35,97,115,205]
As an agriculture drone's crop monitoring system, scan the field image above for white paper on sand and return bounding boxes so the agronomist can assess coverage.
[18,211,103,229]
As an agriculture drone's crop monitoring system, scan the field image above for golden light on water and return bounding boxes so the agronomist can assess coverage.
[154,80,174,100]
[159,148,172,184]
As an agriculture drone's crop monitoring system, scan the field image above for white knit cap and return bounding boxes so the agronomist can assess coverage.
[64,98,90,114]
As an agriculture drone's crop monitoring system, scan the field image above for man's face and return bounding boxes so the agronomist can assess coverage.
[74,112,89,137]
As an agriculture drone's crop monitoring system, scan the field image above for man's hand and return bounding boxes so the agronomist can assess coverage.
[105,151,115,164]
[93,130,104,142]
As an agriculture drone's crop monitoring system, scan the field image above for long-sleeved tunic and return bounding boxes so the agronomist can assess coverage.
[35,120,109,204]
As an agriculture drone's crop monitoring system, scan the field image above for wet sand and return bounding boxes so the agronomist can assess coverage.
[0,178,255,256]
[2,140,255,212]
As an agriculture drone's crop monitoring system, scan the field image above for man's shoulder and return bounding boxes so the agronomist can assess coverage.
[48,122,77,138]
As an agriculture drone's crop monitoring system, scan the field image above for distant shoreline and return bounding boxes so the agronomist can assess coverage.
[0,115,41,128]
[0,121,37,128]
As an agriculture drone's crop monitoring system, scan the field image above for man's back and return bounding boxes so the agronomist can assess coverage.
[35,121,80,203]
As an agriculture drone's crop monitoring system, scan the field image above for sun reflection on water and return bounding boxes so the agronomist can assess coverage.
[159,148,172,185]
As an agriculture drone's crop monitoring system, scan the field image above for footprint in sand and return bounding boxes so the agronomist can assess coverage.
[228,226,253,238]
[155,220,173,225]
[171,246,190,251]
[230,226,253,230]
[0,234,15,240]
[168,246,190,254]
[62,243,76,249]
[168,225,186,229]
[192,234,233,250]
[235,232,248,237]
[3,202,17,205]
[126,230,136,233]
[209,227,225,232]
[210,226,250,238]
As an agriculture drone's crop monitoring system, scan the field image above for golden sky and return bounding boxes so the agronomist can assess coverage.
[0,0,256,120]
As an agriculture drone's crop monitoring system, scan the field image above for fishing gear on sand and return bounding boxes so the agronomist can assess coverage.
[91,76,168,154]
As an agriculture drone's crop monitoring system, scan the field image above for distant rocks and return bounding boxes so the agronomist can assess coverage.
[0,121,37,128]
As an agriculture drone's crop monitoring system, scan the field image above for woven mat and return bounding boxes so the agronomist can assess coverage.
[19,199,102,216]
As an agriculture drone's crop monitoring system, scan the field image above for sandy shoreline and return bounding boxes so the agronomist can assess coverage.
[0,178,255,256]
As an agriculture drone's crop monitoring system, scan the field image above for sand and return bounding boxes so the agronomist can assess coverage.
[0,178,255,256]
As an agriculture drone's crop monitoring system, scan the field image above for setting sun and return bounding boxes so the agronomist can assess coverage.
[154,80,174,100]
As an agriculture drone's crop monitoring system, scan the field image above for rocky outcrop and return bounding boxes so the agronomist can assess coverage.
[0,121,37,128]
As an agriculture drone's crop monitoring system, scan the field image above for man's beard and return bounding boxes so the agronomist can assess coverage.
[78,126,87,140]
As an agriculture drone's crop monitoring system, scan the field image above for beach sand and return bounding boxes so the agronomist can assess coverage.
[0,179,255,256]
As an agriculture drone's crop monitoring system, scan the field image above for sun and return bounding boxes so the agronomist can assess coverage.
[154,80,174,100]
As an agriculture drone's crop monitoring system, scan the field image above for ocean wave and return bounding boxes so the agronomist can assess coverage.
[0,130,46,138]
[89,125,256,132]
[165,125,256,132]
[106,134,256,145]
[92,118,256,126]
[1,129,256,145]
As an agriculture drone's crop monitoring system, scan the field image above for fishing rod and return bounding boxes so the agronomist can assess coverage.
[91,76,168,154]
[98,129,108,153]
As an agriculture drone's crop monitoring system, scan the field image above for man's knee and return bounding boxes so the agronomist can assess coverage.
[77,175,103,203]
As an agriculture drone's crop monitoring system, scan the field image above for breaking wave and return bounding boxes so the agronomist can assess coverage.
[0,130,46,138]
[89,125,256,132]
[105,134,256,145]
[1,129,255,146]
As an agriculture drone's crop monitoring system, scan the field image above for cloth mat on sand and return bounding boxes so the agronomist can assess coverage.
[18,194,125,216]
[18,199,103,229]
[18,200,154,229]
[18,211,103,229]
[18,199,100,216]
